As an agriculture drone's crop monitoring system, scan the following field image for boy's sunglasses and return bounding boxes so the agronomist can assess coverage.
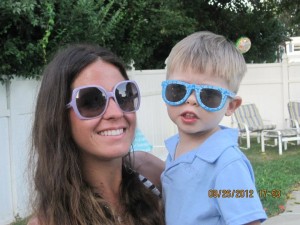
[161,80,235,112]
[66,80,140,120]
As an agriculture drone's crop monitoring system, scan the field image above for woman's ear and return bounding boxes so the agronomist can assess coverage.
[225,96,242,116]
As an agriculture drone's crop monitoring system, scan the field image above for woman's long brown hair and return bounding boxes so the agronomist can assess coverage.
[29,44,165,225]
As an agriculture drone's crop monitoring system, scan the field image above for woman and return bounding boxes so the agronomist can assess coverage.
[28,44,165,225]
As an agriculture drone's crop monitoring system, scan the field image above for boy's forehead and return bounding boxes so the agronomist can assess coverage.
[167,66,230,87]
[167,65,215,78]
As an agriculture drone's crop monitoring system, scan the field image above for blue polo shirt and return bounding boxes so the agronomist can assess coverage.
[161,126,267,225]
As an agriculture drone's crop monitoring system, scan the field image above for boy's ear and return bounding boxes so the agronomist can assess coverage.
[225,96,242,116]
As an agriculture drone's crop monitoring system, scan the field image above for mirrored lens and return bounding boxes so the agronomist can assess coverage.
[200,88,222,108]
[76,87,106,117]
[165,84,187,102]
[115,82,139,111]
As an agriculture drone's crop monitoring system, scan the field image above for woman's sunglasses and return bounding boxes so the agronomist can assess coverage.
[66,80,140,120]
[161,80,235,112]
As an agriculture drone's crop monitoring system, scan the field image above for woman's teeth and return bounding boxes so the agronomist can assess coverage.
[99,129,124,136]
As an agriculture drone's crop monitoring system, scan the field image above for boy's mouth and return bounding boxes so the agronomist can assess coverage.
[181,112,198,119]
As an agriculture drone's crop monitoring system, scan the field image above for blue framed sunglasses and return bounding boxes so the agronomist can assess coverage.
[161,80,236,112]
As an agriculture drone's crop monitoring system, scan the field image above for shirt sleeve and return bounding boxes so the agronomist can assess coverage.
[214,159,267,225]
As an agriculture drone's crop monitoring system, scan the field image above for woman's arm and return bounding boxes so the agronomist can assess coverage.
[132,151,165,191]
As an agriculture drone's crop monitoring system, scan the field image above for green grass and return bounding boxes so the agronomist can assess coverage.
[240,138,300,217]
[10,138,300,224]
[11,220,27,225]
[10,215,28,225]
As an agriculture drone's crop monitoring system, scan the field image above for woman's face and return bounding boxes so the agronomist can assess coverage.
[69,60,136,161]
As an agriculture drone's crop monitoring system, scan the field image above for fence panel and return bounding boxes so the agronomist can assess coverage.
[0,83,14,225]
[9,79,40,221]
[226,63,286,129]
[129,70,176,159]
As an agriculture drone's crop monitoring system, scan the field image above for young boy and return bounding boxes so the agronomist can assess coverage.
[160,31,267,225]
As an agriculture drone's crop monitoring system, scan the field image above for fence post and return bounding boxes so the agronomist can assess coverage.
[128,59,136,80]
[281,53,290,125]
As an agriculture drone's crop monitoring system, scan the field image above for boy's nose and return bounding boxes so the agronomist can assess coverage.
[186,91,198,106]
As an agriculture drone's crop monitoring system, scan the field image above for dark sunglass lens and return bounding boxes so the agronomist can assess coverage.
[165,84,187,102]
[200,89,222,108]
[115,82,139,112]
[76,88,106,117]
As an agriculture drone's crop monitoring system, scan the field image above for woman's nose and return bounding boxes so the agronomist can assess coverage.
[102,97,123,119]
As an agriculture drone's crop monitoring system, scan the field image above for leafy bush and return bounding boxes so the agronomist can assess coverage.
[0,0,196,83]
[1,0,291,83]
[0,0,46,80]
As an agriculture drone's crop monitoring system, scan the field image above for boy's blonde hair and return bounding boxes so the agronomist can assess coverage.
[166,31,247,93]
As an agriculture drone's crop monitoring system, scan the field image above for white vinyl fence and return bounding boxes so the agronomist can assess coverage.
[0,80,40,224]
[1,56,300,224]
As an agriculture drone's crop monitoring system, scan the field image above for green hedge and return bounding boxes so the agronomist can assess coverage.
[1,0,291,84]
[0,0,196,83]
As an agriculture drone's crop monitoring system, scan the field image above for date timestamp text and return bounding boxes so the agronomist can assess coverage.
[208,189,254,198]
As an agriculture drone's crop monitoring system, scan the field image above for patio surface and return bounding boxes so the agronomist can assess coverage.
[263,188,300,225]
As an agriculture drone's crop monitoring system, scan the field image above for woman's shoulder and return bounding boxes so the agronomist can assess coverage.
[27,217,40,225]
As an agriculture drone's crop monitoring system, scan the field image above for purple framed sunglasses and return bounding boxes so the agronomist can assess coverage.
[66,80,141,120]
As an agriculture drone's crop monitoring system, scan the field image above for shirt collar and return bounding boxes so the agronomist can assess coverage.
[165,126,239,163]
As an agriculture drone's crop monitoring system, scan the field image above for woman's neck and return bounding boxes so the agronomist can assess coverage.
[81,155,123,210]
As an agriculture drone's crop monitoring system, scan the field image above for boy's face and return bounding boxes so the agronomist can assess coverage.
[166,68,241,138]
